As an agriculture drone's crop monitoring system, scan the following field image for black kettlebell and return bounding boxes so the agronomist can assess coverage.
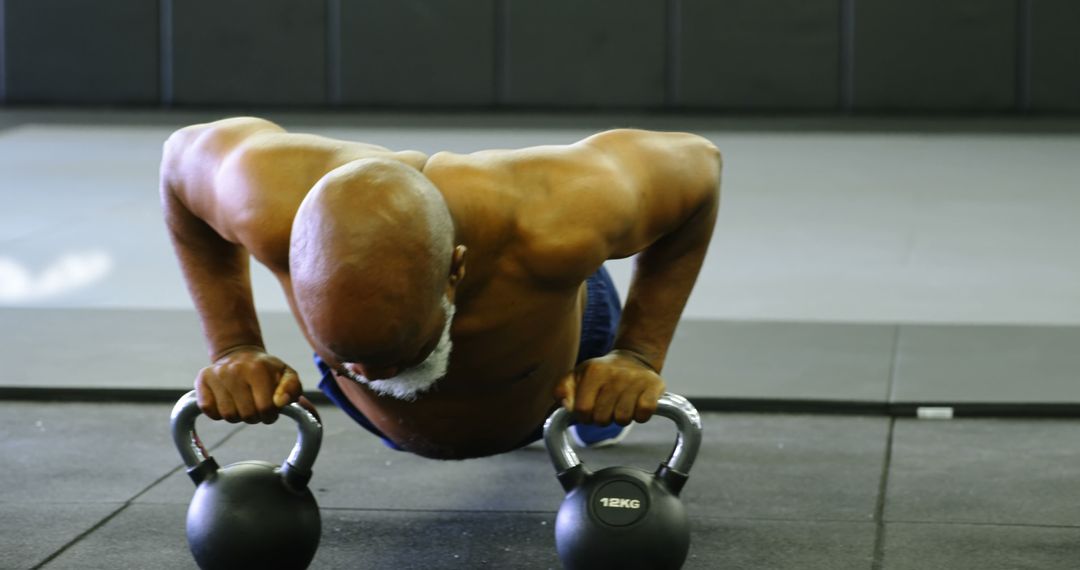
[170,390,323,570]
[543,392,703,570]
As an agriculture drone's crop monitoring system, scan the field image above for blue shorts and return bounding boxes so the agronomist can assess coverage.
[314,265,623,451]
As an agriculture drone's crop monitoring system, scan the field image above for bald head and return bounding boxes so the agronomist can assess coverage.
[290,158,454,362]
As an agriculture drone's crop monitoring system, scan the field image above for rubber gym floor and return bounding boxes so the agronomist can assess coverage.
[2,109,1079,569]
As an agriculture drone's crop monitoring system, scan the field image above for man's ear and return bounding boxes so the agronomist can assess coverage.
[449,245,467,286]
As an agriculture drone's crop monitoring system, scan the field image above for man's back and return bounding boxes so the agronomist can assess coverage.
[162,118,720,458]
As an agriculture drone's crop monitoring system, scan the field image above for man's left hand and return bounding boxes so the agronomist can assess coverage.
[553,350,666,426]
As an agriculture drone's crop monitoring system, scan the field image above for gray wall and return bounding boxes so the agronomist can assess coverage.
[0,0,1076,112]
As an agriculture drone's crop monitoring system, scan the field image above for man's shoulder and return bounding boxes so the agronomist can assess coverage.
[162,117,285,187]
[580,128,718,158]
[503,128,719,188]
[164,117,283,157]
[160,118,298,266]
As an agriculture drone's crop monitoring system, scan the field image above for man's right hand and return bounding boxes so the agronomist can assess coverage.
[195,347,303,424]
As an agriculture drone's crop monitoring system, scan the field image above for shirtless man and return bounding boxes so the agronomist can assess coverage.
[161,118,720,459]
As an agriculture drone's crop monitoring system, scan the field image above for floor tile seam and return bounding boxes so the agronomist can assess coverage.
[689,514,877,525]
[125,464,192,504]
[26,424,251,567]
[316,506,558,515]
[870,417,896,570]
[125,422,248,503]
[311,507,877,526]
[10,392,1080,420]
[124,501,562,515]
[881,519,1080,530]
[29,502,130,570]
[886,325,900,403]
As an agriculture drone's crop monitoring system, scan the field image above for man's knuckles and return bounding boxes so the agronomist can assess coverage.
[256,402,280,423]
[613,410,634,425]
[635,401,658,416]
[572,399,593,418]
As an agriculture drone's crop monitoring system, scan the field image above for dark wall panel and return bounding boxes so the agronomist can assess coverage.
[3,0,158,103]
[170,0,325,106]
[1030,0,1080,112]
[0,1,7,102]
[854,0,1017,111]
[339,0,495,106]
[678,0,841,110]
[504,0,666,108]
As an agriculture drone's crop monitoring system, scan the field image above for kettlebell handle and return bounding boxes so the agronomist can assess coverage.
[543,392,702,495]
[170,390,323,491]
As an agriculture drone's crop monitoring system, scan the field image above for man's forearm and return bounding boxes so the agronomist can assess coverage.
[612,190,718,372]
[163,190,265,361]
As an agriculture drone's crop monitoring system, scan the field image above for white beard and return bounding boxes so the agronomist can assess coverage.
[342,297,455,401]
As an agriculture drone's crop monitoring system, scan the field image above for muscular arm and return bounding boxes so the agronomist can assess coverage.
[161,119,435,422]
[613,184,718,373]
[595,130,722,372]
[163,174,310,423]
[158,119,288,360]
[552,130,721,425]
[159,123,309,423]
[161,167,265,361]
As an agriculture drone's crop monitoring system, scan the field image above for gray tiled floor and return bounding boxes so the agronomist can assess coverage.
[5,111,1080,569]
[881,523,1080,570]
[5,399,1079,569]
[697,519,877,570]
[40,506,883,570]
[0,402,237,504]
[0,402,239,569]
[0,308,310,390]
[665,321,895,402]
[0,503,123,570]
[0,307,902,404]
[10,306,1080,408]
[886,419,1080,526]
[892,326,1080,403]
[4,113,1080,406]
[138,406,889,522]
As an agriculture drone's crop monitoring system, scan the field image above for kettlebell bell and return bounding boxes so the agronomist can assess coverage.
[170,390,323,570]
[543,392,703,570]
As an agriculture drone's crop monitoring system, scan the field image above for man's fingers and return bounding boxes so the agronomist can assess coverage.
[195,376,221,421]
[634,382,665,423]
[250,371,280,425]
[590,385,618,425]
[613,389,641,426]
[553,374,576,411]
[572,370,604,422]
[195,353,301,424]
[562,355,668,425]
[273,368,302,408]
[208,381,240,423]
[233,387,260,425]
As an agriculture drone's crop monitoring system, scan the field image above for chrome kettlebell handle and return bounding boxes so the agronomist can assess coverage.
[170,390,323,490]
[544,392,703,494]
